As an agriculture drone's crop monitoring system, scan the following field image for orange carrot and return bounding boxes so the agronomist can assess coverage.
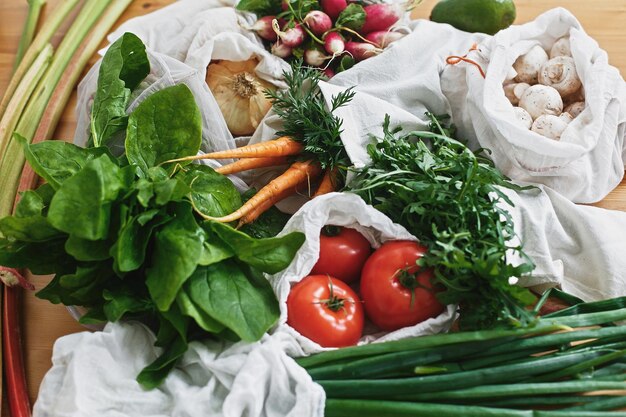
[200,160,322,223]
[216,156,289,176]
[313,167,338,197]
[163,136,303,165]
[237,184,302,228]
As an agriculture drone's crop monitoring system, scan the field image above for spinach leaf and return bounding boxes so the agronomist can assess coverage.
[111,209,166,273]
[16,134,114,190]
[176,289,224,333]
[177,165,241,217]
[59,262,115,305]
[48,154,125,240]
[91,32,149,147]
[0,190,61,242]
[0,238,72,275]
[65,236,112,261]
[146,203,204,311]
[207,221,304,274]
[137,336,187,389]
[126,84,202,177]
[187,260,279,342]
[103,288,152,322]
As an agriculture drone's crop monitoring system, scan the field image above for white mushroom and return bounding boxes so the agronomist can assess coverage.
[513,107,533,129]
[513,45,549,84]
[563,85,585,107]
[504,83,531,106]
[519,84,564,120]
[538,56,582,97]
[550,37,572,58]
[564,101,585,118]
[531,114,571,140]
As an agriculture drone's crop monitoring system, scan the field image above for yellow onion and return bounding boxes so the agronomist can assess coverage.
[206,58,274,136]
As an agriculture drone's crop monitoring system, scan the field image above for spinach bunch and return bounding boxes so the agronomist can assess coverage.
[347,115,536,330]
[0,35,304,388]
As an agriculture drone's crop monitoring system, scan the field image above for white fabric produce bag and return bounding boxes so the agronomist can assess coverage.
[75,0,290,153]
[270,193,458,354]
[441,8,626,203]
[502,184,626,301]
[33,322,324,417]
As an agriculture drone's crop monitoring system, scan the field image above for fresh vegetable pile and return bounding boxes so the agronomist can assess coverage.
[300,295,626,416]
[348,115,536,330]
[237,0,414,75]
[0,34,304,388]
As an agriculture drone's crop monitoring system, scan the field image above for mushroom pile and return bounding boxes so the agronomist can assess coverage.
[504,37,585,140]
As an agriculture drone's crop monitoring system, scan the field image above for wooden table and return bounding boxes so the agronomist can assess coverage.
[1,0,626,411]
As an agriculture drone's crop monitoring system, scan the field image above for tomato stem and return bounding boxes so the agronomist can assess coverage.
[321,225,342,237]
[316,276,348,313]
[396,267,430,309]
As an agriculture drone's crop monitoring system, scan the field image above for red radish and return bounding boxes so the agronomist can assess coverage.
[272,20,306,48]
[304,11,333,36]
[323,67,336,79]
[281,0,290,11]
[324,32,345,55]
[251,16,279,41]
[304,47,330,67]
[365,30,406,48]
[345,41,382,61]
[271,42,292,58]
[0,267,34,290]
[321,0,348,20]
[361,2,409,34]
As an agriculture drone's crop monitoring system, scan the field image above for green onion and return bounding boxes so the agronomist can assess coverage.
[324,399,626,417]
[532,349,626,382]
[318,350,602,399]
[566,396,626,412]
[297,324,566,368]
[545,297,626,318]
[395,380,626,402]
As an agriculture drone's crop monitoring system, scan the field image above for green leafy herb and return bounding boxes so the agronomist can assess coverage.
[348,114,536,330]
[265,62,355,174]
[90,32,149,147]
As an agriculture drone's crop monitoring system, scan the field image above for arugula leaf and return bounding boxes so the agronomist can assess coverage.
[91,32,149,147]
[186,261,280,342]
[348,114,535,330]
[207,221,304,274]
[177,164,242,217]
[16,134,113,190]
[236,0,282,15]
[146,204,204,311]
[126,84,202,177]
[48,154,126,240]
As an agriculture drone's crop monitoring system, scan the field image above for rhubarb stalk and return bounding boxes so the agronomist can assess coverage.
[13,0,47,71]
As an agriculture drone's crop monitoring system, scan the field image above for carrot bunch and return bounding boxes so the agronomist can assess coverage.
[169,62,354,227]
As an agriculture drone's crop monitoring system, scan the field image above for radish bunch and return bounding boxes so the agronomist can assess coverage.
[241,0,415,76]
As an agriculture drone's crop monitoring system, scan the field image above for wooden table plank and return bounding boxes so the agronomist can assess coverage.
[1,0,625,410]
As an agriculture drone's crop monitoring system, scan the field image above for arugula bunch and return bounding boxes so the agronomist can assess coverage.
[0,34,304,388]
[348,115,536,330]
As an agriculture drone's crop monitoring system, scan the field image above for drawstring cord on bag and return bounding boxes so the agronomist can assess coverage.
[446,44,486,78]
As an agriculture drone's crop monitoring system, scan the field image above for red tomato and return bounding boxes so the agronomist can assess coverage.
[310,226,371,283]
[360,241,444,331]
[287,275,364,347]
